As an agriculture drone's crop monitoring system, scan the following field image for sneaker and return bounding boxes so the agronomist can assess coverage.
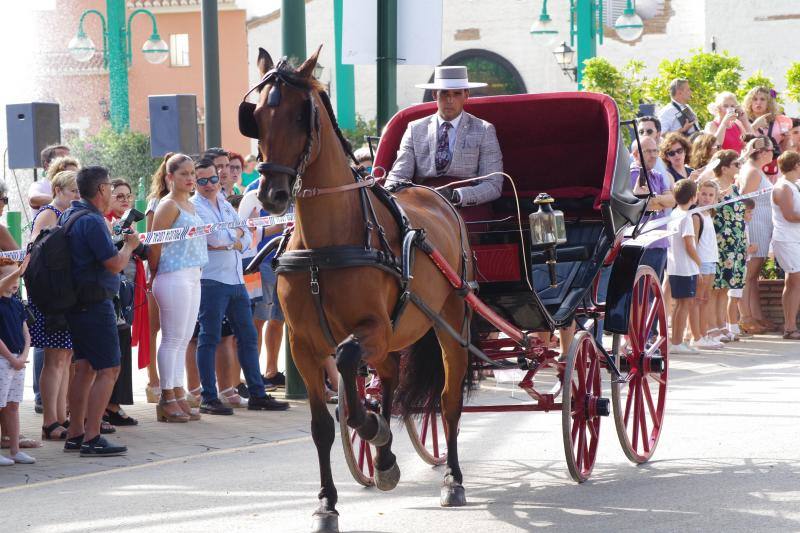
[199,398,234,415]
[236,382,250,399]
[34,401,43,414]
[669,343,699,354]
[263,372,286,391]
[64,434,84,453]
[693,337,723,350]
[11,452,36,464]
[0,455,13,466]
[80,436,127,457]
[247,394,290,411]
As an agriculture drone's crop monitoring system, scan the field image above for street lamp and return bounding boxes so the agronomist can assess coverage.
[530,0,559,46]
[552,42,577,82]
[614,0,645,42]
[68,3,169,131]
[531,0,644,87]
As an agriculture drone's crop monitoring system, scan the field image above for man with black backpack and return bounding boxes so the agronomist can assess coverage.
[59,167,140,457]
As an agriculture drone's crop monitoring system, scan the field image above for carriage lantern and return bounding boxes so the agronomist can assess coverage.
[529,193,567,287]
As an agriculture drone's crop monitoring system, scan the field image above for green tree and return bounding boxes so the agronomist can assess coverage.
[642,49,743,125]
[342,115,377,153]
[71,128,160,197]
[582,57,649,144]
[738,70,780,105]
[785,62,800,103]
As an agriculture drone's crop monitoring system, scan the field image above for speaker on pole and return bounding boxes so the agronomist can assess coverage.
[148,94,200,157]
[5,102,61,169]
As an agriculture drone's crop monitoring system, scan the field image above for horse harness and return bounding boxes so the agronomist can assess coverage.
[239,59,473,352]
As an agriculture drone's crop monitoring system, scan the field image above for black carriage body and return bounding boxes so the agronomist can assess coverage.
[374,92,647,334]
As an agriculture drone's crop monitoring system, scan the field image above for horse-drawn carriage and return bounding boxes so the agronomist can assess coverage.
[339,91,669,484]
[242,48,668,533]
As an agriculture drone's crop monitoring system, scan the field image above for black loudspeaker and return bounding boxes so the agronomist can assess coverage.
[6,102,61,169]
[148,94,199,158]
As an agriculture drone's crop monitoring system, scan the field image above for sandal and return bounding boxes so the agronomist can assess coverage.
[758,319,779,332]
[41,422,68,440]
[187,387,202,409]
[175,396,202,421]
[220,387,248,408]
[99,420,116,434]
[782,330,800,340]
[740,320,766,334]
[145,385,161,404]
[1,435,43,449]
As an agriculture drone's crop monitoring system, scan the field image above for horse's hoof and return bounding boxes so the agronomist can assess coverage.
[367,413,391,447]
[374,460,401,491]
[311,510,340,533]
[440,482,467,507]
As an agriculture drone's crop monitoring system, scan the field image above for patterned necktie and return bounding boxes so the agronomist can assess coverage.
[435,121,452,175]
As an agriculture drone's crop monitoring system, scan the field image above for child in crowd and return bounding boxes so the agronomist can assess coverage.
[693,180,723,348]
[0,258,35,465]
[668,180,702,354]
[731,199,758,337]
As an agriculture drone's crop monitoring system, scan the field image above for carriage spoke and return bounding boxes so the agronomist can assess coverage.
[576,423,586,470]
[642,378,659,428]
[358,438,365,470]
[421,414,430,446]
[650,373,666,385]
[365,441,374,477]
[624,379,635,425]
[431,413,440,457]
[588,419,598,440]
[637,390,650,453]
[572,417,580,441]
[631,380,640,451]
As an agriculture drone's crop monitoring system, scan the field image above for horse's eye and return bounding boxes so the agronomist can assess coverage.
[296,114,304,123]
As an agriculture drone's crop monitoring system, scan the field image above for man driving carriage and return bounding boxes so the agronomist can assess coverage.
[385,66,504,207]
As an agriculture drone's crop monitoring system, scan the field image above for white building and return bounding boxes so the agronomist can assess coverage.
[246,0,800,129]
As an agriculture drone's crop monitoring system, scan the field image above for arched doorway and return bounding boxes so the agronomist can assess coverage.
[423,49,526,102]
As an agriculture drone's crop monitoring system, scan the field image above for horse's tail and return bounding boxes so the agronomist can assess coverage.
[395,328,474,421]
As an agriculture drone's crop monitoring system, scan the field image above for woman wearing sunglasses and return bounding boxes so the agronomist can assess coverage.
[738,136,778,333]
[660,132,696,183]
[0,180,17,252]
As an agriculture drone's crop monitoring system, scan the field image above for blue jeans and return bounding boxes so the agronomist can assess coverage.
[33,347,44,404]
[196,280,266,402]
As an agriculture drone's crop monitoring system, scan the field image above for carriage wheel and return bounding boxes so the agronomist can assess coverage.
[611,265,669,464]
[562,330,608,483]
[405,408,448,466]
[338,373,377,486]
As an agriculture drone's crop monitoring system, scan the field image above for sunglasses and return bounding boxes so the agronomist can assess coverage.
[114,193,134,202]
[196,175,220,186]
[0,197,8,205]
[666,148,685,157]
[638,128,655,135]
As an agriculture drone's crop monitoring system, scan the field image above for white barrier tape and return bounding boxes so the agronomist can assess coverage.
[623,186,771,247]
[0,214,294,260]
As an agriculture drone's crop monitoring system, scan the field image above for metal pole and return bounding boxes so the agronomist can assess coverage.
[281,0,307,400]
[106,0,129,131]
[376,0,397,134]
[334,0,356,130]
[574,0,597,89]
[201,0,222,148]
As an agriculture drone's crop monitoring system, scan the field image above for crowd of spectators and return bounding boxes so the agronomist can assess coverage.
[0,144,291,462]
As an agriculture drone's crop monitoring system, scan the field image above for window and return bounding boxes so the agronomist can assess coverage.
[170,34,190,67]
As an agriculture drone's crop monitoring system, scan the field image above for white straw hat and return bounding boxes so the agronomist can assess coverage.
[415,66,487,90]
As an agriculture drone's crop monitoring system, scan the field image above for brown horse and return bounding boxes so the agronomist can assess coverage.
[246,46,473,533]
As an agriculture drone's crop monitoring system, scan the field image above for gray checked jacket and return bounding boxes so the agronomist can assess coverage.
[386,112,504,206]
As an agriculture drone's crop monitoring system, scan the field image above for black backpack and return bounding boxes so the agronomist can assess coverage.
[24,208,91,332]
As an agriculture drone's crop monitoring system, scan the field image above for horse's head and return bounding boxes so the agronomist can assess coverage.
[239,46,323,215]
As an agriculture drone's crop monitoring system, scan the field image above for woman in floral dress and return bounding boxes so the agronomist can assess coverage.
[710,150,748,340]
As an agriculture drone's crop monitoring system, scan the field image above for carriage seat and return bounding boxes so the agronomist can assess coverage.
[531,222,608,323]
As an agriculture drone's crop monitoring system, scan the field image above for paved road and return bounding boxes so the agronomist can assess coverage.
[3,333,799,533]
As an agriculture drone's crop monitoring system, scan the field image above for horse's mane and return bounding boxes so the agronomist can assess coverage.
[272,61,357,163]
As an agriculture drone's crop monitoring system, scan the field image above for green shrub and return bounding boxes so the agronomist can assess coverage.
[71,128,160,198]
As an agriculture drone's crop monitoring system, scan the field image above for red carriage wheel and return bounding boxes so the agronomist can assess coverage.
[611,265,669,464]
[405,408,448,466]
[338,373,377,486]
[562,330,608,483]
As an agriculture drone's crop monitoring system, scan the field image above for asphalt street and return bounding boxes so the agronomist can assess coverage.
[2,333,799,533]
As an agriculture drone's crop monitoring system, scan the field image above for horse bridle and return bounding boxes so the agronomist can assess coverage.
[240,59,321,198]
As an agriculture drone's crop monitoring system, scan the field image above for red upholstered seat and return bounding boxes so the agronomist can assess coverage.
[374,92,620,212]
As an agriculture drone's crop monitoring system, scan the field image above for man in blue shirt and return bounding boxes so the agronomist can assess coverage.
[61,166,140,457]
[191,159,288,413]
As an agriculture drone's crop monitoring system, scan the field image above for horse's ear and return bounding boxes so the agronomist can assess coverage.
[257,47,274,76]
[297,44,323,79]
